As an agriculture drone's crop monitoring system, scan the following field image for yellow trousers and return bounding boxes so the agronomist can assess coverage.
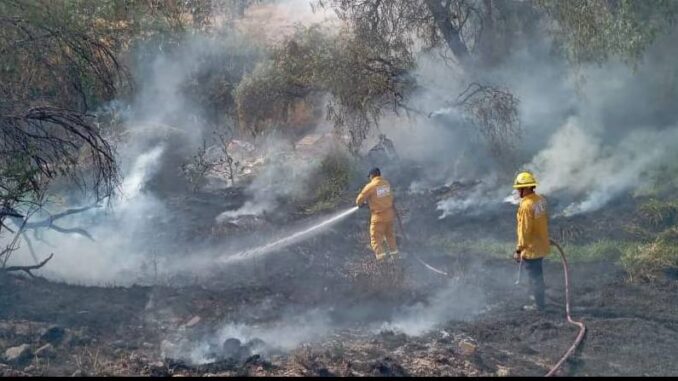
[370,219,398,260]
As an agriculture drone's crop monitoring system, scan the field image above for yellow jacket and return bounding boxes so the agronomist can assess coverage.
[356,176,395,222]
[516,193,550,259]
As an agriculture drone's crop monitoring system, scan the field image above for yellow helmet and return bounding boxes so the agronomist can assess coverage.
[513,171,538,189]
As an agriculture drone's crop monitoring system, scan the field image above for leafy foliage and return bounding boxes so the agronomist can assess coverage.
[536,0,678,65]
[235,26,415,152]
[302,150,358,214]
[321,0,677,67]
[317,0,542,67]
[177,31,266,131]
[0,107,118,202]
[0,1,131,111]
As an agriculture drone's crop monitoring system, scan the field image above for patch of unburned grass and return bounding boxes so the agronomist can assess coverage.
[554,240,633,263]
[430,235,635,264]
[636,198,678,227]
[435,234,678,283]
[428,236,514,260]
[620,228,678,282]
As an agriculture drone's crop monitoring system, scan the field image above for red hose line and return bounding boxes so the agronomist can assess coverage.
[392,206,584,374]
[545,239,586,377]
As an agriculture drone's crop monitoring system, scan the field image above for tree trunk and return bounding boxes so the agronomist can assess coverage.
[479,0,500,66]
[424,0,470,62]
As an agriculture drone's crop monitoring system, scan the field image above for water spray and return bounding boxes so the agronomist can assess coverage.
[218,206,359,264]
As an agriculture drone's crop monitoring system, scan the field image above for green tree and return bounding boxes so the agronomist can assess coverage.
[536,0,678,65]
[235,26,415,153]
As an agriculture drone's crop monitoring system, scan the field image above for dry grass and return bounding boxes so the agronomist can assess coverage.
[621,227,678,282]
[637,199,678,227]
[71,346,112,376]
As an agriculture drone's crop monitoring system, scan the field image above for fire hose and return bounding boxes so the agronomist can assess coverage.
[544,239,587,377]
[390,204,584,374]
[392,204,449,277]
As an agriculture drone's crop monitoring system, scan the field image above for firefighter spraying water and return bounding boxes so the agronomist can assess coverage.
[214,166,587,376]
[356,167,400,262]
[356,167,448,277]
[217,166,447,281]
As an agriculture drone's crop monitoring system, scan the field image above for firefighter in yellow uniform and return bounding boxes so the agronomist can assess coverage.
[513,171,550,311]
[356,168,399,262]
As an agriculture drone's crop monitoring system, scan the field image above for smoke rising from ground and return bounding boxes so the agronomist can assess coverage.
[163,308,335,364]
[2,3,339,284]
[376,277,486,336]
[1,33,241,283]
[215,138,322,222]
[163,274,488,365]
[2,143,169,284]
[380,29,678,219]
[3,2,678,364]
[527,118,678,216]
[11,0,675,284]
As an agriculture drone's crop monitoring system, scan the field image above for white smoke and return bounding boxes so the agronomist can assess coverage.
[162,308,334,364]
[216,200,269,221]
[2,6,345,284]
[3,145,168,284]
[435,190,486,219]
[1,33,237,283]
[120,146,165,200]
[386,33,678,219]
[527,118,678,216]
[215,139,324,222]
[435,185,508,219]
[376,278,486,336]
[164,276,489,364]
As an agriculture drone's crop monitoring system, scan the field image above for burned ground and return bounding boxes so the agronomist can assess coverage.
[1,182,677,377]
[3,0,678,377]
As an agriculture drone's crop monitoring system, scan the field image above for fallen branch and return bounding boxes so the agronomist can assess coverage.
[2,253,53,277]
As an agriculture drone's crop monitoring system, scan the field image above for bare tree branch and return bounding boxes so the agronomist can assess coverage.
[2,252,53,277]
[455,82,521,165]
[7,203,100,241]
[0,106,119,202]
